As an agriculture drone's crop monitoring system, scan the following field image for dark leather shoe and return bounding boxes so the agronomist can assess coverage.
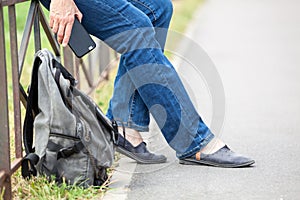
[116,134,167,164]
[179,145,255,168]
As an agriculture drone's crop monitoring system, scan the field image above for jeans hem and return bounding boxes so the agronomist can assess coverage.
[116,121,149,132]
[176,133,215,159]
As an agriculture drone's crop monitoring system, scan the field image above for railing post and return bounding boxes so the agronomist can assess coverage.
[33,1,41,52]
[0,4,12,200]
[18,0,38,75]
[9,3,23,161]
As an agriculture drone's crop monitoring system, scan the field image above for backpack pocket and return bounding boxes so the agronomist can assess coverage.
[38,133,95,187]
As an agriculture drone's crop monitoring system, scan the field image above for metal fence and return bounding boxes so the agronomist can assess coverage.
[0,0,115,199]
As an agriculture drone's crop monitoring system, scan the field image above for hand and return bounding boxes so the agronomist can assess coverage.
[49,0,83,47]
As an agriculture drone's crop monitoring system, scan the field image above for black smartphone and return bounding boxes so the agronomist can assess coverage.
[68,18,96,58]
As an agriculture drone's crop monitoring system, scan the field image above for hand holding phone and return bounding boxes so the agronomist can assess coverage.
[49,0,83,46]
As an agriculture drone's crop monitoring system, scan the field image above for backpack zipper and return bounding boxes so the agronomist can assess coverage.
[49,132,80,141]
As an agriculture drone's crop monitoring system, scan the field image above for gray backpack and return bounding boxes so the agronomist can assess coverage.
[21,49,118,187]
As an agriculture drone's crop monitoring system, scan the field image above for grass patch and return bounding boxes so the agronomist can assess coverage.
[3,0,204,199]
[12,171,110,200]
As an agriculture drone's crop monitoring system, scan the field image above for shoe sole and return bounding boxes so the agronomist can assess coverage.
[116,146,167,164]
[179,158,255,168]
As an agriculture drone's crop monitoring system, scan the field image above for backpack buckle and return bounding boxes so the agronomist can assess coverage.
[57,142,84,160]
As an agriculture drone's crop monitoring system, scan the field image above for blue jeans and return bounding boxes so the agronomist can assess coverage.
[40,0,214,159]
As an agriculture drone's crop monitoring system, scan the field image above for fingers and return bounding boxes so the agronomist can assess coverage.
[49,16,54,30]
[56,21,66,45]
[62,21,74,47]
[50,15,75,47]
[49,0,83,47]
[52,18,59,34]
[49,13,56,32]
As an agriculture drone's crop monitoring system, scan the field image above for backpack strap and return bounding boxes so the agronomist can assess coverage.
[21,153,40,178]
[21,57,42,179]
[52,59,76,86]
[23,57,42,154]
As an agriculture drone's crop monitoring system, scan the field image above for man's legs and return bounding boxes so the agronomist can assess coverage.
[106,0,173,148]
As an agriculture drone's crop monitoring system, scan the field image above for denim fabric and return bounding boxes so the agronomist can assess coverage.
[39,0,214,158]
[106,0,173,132]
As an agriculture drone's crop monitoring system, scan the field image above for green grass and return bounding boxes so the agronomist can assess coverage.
[12,172,110,200]
[2,0,204,199]
[1,188,4,200]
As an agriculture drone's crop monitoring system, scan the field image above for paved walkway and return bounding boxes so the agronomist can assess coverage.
[104,0,300,199]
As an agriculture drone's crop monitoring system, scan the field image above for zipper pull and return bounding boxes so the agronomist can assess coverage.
[111,120,118,144]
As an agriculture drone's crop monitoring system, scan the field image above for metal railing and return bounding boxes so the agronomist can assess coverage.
[0,0,116,199]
